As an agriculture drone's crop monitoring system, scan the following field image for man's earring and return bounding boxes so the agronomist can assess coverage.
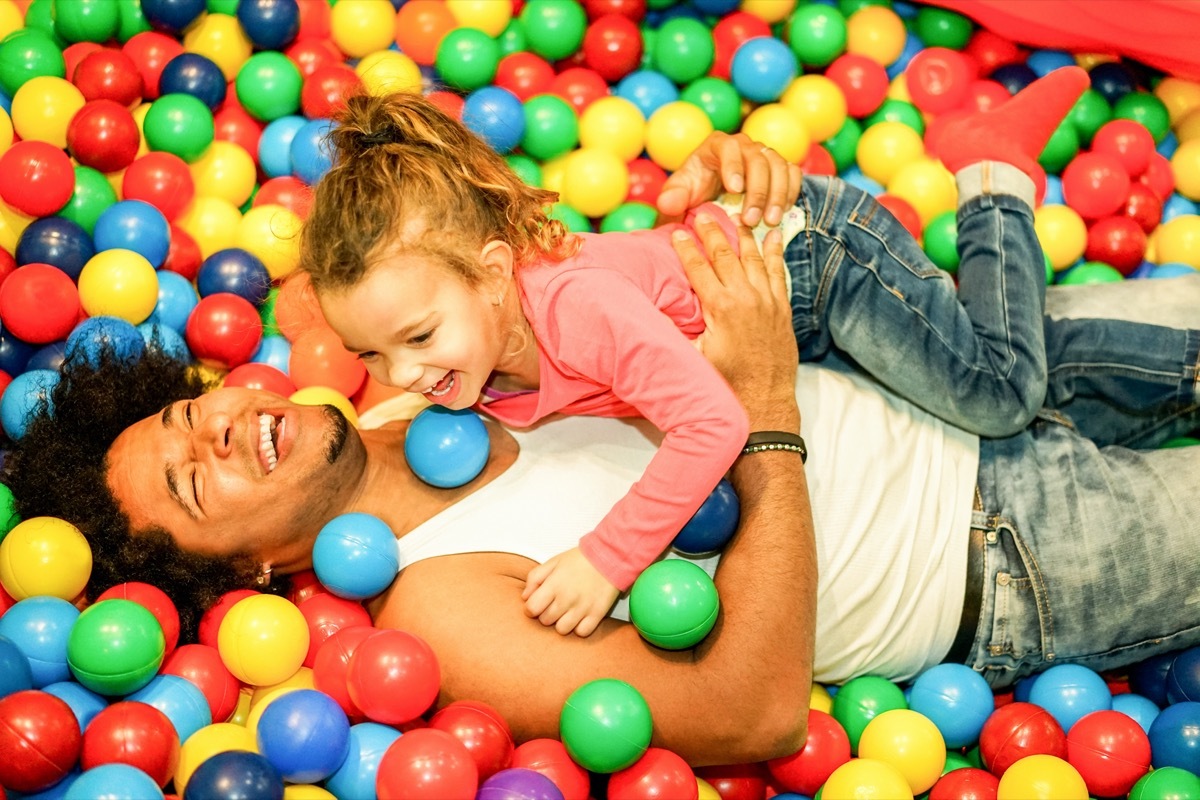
[255,563,273,587]
[494,293,503,306]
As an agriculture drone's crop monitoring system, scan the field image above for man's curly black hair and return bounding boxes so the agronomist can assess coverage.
[2,348,283,642]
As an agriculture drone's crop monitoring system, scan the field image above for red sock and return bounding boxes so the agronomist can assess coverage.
[934,66,1090,178]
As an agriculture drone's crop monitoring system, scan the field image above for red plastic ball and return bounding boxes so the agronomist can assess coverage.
[312,625,374,721]
[801,143,837,177]
[1138,152,1175,201]
[495,52,556,103]
[0,141,76,218]
[161,643,242,724]
[583,0,646,22]
[979,701,1068,778]
[254,176,313,219]
[393,0,457,66]
[905,46,975,114]
[0,581,15,617]
[162,224,203,280]
[0,247,16,289]
[63,42,103,86]
[186,293,264,370]
[694,762,768,800]
[376,728,478,800]
[0,264,80,344]
[877,194,923,240]
[963,29,1024,76]
[426,90,465,120]
[0,690,82,794]
[1121,181,1163,233]
[429,700,515,783]
[1062,152,1133,220]
[286,37,345,80]
[1066,709,1151,797]
[288,325,367,397]
[73,48,145,107]
[959,79,1011,113]
[583,14,643,84]
[123,152,196,222]
[1084,214,1147,274]
[286,569,327,606]
[766,709,851,796]
[297,592,372,669]
[213,96,265,162]
[301,63,362,120]
[96,581,181,658]
[197,589,259,649]
[224,362,298,398]
[296,0,333,41]
[550,67,610,116]
[929,767,999,800]
[347,629,440,725]
[825,53,890,118]
[67,99,141,174]
[1091,119,1156,178]
[626,157,668,205]
[80,701,180,789]
[512,739,590,800]
[121,31,184,101]
[711,11,771,82]
[609,747,696,800]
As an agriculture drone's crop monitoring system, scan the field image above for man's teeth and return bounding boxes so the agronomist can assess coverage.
[259,414,279,472]
[428,372,455,397]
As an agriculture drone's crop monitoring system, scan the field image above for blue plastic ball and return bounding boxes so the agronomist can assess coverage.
[1025,49,1076,77]
[324,722,403,800]
[1158,131,1180,159]
[140,0,205,34]
[1,369,59,439]
[1088,61,1137,105]
[43,680,108,731]
[0,596,80,688]
[158,52,227,110]
[1149,700,1200,772]
[1014,674,1037,703]
[691,0,739,13]
[126,674,212,745]
[138,322,191,361]
[64,763,164,800]
[1043,174,1065,206]
[256,689,351,784]
[1131,651,1177,707]
[0,328,36,376]
[15,217,95,280]
[149,269,200,334]
[464,86,526,154]
[1112,692,1161,735]
[312,512,399,601]
[1166,647,1200,704]
[92,200,171,269]
[183,750,283,800]
[404,406,491,488]
[236,0,301,51]
[66,316,146,367]
[730,36,798,103]
[251,334,291,373]
[908,663,995,748]
[197,248,271,306]
[615,70,680,119]
[26,341,68,372]
[0,634,33,699]
[990,63,1039,96]
[1162,193,1199,224]
[672,478,739,555]
[885,31,925,79]
[1150,262,1198,280]
[1027,663,1112,732]
[258,115,307,179]
[290,118,335,186]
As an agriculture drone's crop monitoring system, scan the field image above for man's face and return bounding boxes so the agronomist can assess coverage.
[106,387,366,570]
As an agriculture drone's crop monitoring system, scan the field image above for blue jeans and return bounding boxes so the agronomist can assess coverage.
[787,174,1047,438]
[963,275,1200,688]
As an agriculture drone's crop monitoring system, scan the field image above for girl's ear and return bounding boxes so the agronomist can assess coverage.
[479,239,515,285]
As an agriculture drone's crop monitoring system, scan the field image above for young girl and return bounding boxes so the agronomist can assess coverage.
[303,68,1088,638]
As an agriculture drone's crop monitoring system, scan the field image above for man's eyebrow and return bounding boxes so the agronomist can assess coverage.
[161,403,173,428]
[165,464,199,521]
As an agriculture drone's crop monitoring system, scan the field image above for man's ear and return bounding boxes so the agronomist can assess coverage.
[479,240,515,287]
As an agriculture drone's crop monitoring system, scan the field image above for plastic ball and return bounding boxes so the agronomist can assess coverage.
[787,4,847,68]
[312,512,399,601]
[560,678,652,773]
[826,52,890,118]
[0,596,79,687]
[234,51,302,123]
[653,17,713,85]
[907,663,994,749]
[323,722,402,799]
[0,263,79,344]
[1130,765,1200,800]
[645,100,713,172]
[520,0,587,62]
[858,709,946,794]
[65,98,140,174]
[289,116,334,186]
[1155,214,1200,269]
[777,74,846,142]
[520,94,579,162]
[183,749,284,800]
[256,688,350,784]
[628,559,719,649]
[463,86,525,155]
[1065,709,1151,797]
[393,0,457,66]
[886,158,956,227]
[161,644,241,725]
[995,754,1086,800]
[312,626,374,721]
[142,92,214,162]
[0,690,82,794]
[615,69,679,119]
[297,592,371,669]
[436,27,500,92]
[672,478,739,555]
[217,594,308,687]
[511,739,589,800]
[195,248,270,308]
[404,406,491,489]
[157,52,225,111]
[1149,700,1200,772]
[42,680,105,732]
[1084,214,1147,274]
[0,140,75,217]
[430,700,515,783]
[376,727,479,800]
[821,758,914,800]
[0,28,65,98]
[766,709,851,796]
[1027,664,1112,733]
[222,363,294,399]
[846,5,906,67]
[347,629,440,725]
[1110,692,1160,735]
[581,13,642,84]
[478,767,565,800]
[67,599,165,696]
[10,75,86,149]
[237,0,300,51]
[66,316,147,369]
[174,723,257,795]
[730,36,797,104]
[185,292,263,369]
[561,147,629,218]
[831,675,907,754]
[979,701,1068,778]
[494,52,555,104]
[1062,151,1132,220]
[857,119,926,185]
[121,152,192,221]
[579,95,645,162]
[80,701,179,788]
[0,516,90,601]
[740,103,810,164]
[287,324,365,396]
[904,47,973,114]
[93,200,171,269]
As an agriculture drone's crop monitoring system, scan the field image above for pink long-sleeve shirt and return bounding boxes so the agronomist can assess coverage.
[476,205,750,590]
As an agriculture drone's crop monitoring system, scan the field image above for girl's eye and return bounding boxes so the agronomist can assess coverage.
[410,330,433,345]
[358,351,379,362]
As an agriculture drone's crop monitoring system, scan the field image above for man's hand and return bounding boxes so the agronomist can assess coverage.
[656,132,803,227]
[522,547,621,637]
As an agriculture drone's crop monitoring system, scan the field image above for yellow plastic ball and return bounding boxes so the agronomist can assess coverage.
[290,386,361,428]
[0,517,92,601]
[183,12,254,82]
[190,140,257,208]
[887,73,912,103]
[175,723,257,795]
[131,102,151,159]
[0,199,33,254]
[1172,139,1200,201]
[446,0,512,37]
[741,0,797,24]
[1034,204,1089,271]
[0,0,22,41]
[77,249,159,323]
[355,50,423,97]
[236,204,303,280]
[330,0,397,59]
[1154,77,1200,126]
[857,709,947,795]
[1177,107,1200,145]
[821,758,915,800]
[1155,214,1200,268]
[696,778,721,800]
[540,153,571,196]
[810,683,834,714]
[228,687,253,726]
[217,593,310,686]
[741,103,811,164]
[561,147,629,218]
[1075,53,1118,71]
[996,755,1088,800]
[177,196,243,260]
[285,786,338,800]
[780,75,847,143]
[857,121,926,185]
[645,101,714,172]
[886,158,956,227]
[846,6,907,67]
[579,96,646,163]
[11,76,85,148]
[0,106,12,154]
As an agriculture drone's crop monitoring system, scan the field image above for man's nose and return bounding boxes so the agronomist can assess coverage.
[193,411,234,458]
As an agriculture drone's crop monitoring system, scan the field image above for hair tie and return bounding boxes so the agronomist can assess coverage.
[361,129,399,147]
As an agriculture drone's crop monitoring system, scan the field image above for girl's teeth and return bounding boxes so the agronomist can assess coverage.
[429,372,455,397]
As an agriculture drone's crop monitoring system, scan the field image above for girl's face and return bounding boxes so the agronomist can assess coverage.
[318,253,514,409]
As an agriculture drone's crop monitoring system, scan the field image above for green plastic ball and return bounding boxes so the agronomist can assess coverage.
[207,0,238,14]
[51,0,119,44]
[1044,251,1054,286]
[824,117,863,173]
[521,94,579,161]
[966,744,983,768]
[549,202,591,234]
[831,675,907,754]
[1162,436,1200,449]
[560,678,652,773]
[144,93,216,163]
[943,751,973,773]
[0,28,65,97]
[1130,766,1200,800]
[259,286,280,337]
[840,0,890,14]
[0,483,20,544]
[235,51,303,122]
[788,4,848,68]
[600,202,658,233]
[914,7,973,49]
[653,18,714,85]
[115,0,151,41]
[58,165,118,236]
[505,153,543,188]
[639,23,657,70]
[519,0,587,62]
[1068,88,1112,148]
[67,599,166,696]
[436,27,500,92]
[681,77,742,133]
[497,18,527,58]
[22,0,67,49]
[1058,261,1124,285]
[1113,91,1171,143]
[866,99,925,135]
[1038,117,1081,175]
[923,210,959,274]
[629,559,720,650]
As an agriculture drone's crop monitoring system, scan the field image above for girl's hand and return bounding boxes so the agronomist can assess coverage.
[656,132,803,227]
[522,547,620,638]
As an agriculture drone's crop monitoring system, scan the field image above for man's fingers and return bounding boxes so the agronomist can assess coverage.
[717,134,746,197]
[694,214,741,285]
[671,229,723,296]
[762,227,789,303]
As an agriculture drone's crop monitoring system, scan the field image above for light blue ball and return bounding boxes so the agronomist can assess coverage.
[1112,692,1161,735]
[0,596,80,687]
[291,117,335,186]
[0,633,33,698]
[325,722,403,800]
[908,662,994,748]
[43,681,108,731]
[615,70,679,119]
[1026,49,1076,77]
[730,36,798,104]
[63,764,163,800]
[1027,662,1112,733]
[464,86,526,154]
[92,200,171,269]
[404,406,490,488]
[256,689,351,784]
[149,269,200,334]
[252,334,292,373]
[312,512,399,600]
[66,316,145,367]
[138,322,191,362]
[0,368,59,440]
[259,115,308,179]
[126,674,212,744]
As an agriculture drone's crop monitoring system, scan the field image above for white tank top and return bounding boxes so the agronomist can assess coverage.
[361,364,979,684]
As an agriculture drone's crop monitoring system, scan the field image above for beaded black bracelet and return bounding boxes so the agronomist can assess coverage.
[741,430,807,462]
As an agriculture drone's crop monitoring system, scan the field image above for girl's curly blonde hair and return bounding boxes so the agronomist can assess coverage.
[300,91,575,294]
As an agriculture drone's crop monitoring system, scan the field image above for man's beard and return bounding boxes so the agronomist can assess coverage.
[322,404,350,465]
